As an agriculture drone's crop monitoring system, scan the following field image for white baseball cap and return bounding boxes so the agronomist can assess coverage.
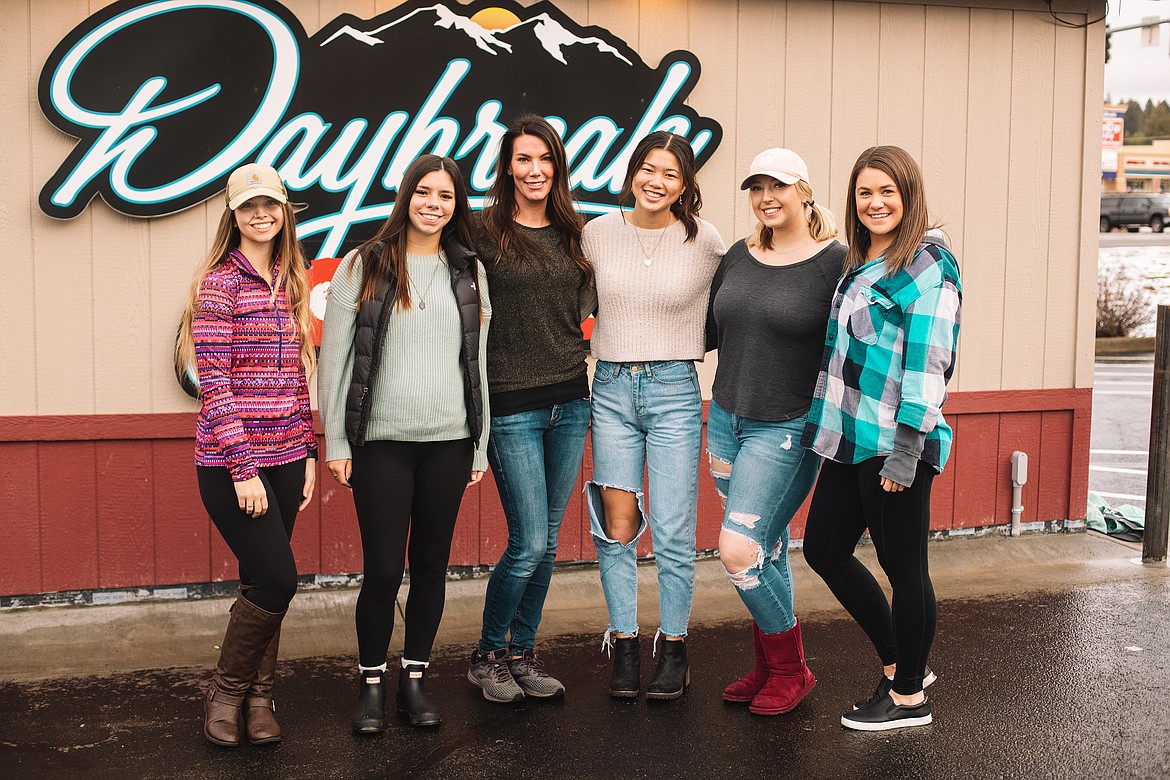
[740,148,810,190]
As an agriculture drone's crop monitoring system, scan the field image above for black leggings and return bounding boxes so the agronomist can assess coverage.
[196,460,305,613]
[351,439,473,666]
[802,457,936,695]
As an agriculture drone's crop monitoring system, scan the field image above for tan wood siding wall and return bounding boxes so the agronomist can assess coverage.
[1,0,1103,418]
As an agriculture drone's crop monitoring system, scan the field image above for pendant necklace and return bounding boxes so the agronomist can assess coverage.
[408,256,445,310]
[632,217,674,266]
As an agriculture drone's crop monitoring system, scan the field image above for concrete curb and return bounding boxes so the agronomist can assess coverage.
[1,531,1164,681]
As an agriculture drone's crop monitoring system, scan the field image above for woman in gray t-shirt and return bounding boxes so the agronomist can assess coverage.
[706,148,844,717]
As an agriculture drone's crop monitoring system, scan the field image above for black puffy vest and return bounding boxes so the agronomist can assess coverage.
[344,236,484,448]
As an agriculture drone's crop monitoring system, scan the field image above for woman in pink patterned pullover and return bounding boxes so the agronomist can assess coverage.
[176,163,317,748]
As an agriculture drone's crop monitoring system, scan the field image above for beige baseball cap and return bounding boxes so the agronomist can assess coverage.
[740,148,810,189]
[225,163,290,210]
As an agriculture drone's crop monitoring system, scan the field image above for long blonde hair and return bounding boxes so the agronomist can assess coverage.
[175,202,315,391]
[749,180,837,250]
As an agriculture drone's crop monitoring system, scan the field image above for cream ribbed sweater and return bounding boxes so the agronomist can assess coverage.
[583,211,725,361]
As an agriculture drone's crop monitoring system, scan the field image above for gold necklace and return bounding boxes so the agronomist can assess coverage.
[631,217,674,266]
[408,256,445,310]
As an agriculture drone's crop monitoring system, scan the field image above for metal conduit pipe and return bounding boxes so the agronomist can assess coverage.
[1010,451,1029,537]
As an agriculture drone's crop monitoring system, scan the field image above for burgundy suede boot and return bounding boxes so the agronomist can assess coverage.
[722,623,767,703]
[749,621,816,716]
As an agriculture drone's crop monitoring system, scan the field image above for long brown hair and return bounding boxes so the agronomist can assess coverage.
[353,154,477,311]
[176,200,314,386]
[481,113,591,286]
[843,145,933,274]
[619,131,703,242]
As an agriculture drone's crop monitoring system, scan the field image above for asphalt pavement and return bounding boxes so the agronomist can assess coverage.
[2,532,1169,779]
[1091,353,1153,508]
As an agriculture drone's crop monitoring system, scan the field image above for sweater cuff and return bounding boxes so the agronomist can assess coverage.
[324,436,352,463]
[229,461,259,482]
[892,423,926,458]
[879,424,925,487]
[472,449,488,473]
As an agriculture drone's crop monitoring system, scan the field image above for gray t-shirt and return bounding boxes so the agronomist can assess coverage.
[709,239,846,421]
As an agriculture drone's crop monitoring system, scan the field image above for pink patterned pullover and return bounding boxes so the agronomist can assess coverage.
[193,249,317,481]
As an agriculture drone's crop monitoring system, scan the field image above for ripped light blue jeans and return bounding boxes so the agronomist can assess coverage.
[706,400,821,634]
[586,360,703,638]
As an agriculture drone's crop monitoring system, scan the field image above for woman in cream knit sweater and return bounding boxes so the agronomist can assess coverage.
[583,131,725,701]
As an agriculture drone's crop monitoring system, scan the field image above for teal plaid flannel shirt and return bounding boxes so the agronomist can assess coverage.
[801,241,962,472]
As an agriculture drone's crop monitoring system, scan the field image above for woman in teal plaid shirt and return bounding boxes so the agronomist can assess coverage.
[801,145,961,732]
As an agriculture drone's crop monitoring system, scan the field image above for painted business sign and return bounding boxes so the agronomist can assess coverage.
[38,0,724,258]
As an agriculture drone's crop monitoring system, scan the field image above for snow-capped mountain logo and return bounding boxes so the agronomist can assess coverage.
[321,5,633,66]
[38,0,723,258]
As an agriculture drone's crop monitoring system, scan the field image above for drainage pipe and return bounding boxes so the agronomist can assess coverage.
[1010,451,1028,537]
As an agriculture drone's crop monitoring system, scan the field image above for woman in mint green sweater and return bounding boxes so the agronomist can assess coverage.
[318,154,490,732]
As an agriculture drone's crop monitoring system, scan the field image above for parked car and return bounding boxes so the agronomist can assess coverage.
[1100,192,1170,232]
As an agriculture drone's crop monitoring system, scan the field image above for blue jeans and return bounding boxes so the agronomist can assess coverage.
[586,360,703,638]
[706,400,821,634]
[479,399,590,653]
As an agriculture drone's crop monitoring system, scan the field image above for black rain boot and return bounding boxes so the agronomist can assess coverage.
[351,670,387,734]
[608,636,640,699]
[396,664,442,727]
[646,639,689,700]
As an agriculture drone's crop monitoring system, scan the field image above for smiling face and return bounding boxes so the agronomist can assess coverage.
[747,175,805,235]
[509,133,555,210]
[854,167,904,255]
[405,169,456,246]
[234,196,285,250]
[631,147,685,220]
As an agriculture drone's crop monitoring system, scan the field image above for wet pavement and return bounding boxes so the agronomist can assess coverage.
[3,565,1170,779]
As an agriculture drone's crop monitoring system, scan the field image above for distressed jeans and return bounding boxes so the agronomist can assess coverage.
[706,401,821,634]
[478,399,590,653]
[586,360,703,638]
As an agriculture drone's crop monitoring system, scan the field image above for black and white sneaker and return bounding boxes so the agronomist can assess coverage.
[841,693,932,731]
[853,666,937,710]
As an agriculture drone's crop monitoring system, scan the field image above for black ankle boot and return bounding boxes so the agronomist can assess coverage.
[646,639,689,700]
[352,671,387,734]
[397,664,442,727]
[609,637,640,698]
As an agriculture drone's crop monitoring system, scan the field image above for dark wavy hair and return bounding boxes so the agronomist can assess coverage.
[353,154,477,311]
[619,131,702,242]
[479,113,591,287]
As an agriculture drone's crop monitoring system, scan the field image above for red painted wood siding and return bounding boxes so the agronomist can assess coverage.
[0,388,1091,597]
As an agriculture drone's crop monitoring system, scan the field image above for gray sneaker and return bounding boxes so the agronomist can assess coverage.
[507,649,565,698]
[467,649,524,702]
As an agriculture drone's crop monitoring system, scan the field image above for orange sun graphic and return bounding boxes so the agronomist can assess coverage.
[470,7,522,30]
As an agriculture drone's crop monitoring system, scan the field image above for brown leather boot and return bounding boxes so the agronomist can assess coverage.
[204,595,285,747]
[244,623,282,744]
[722,622,767,703]
[749,621,816,716]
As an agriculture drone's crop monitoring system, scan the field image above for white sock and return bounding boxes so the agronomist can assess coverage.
[359,663,388,675]
[401,658,429,668]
